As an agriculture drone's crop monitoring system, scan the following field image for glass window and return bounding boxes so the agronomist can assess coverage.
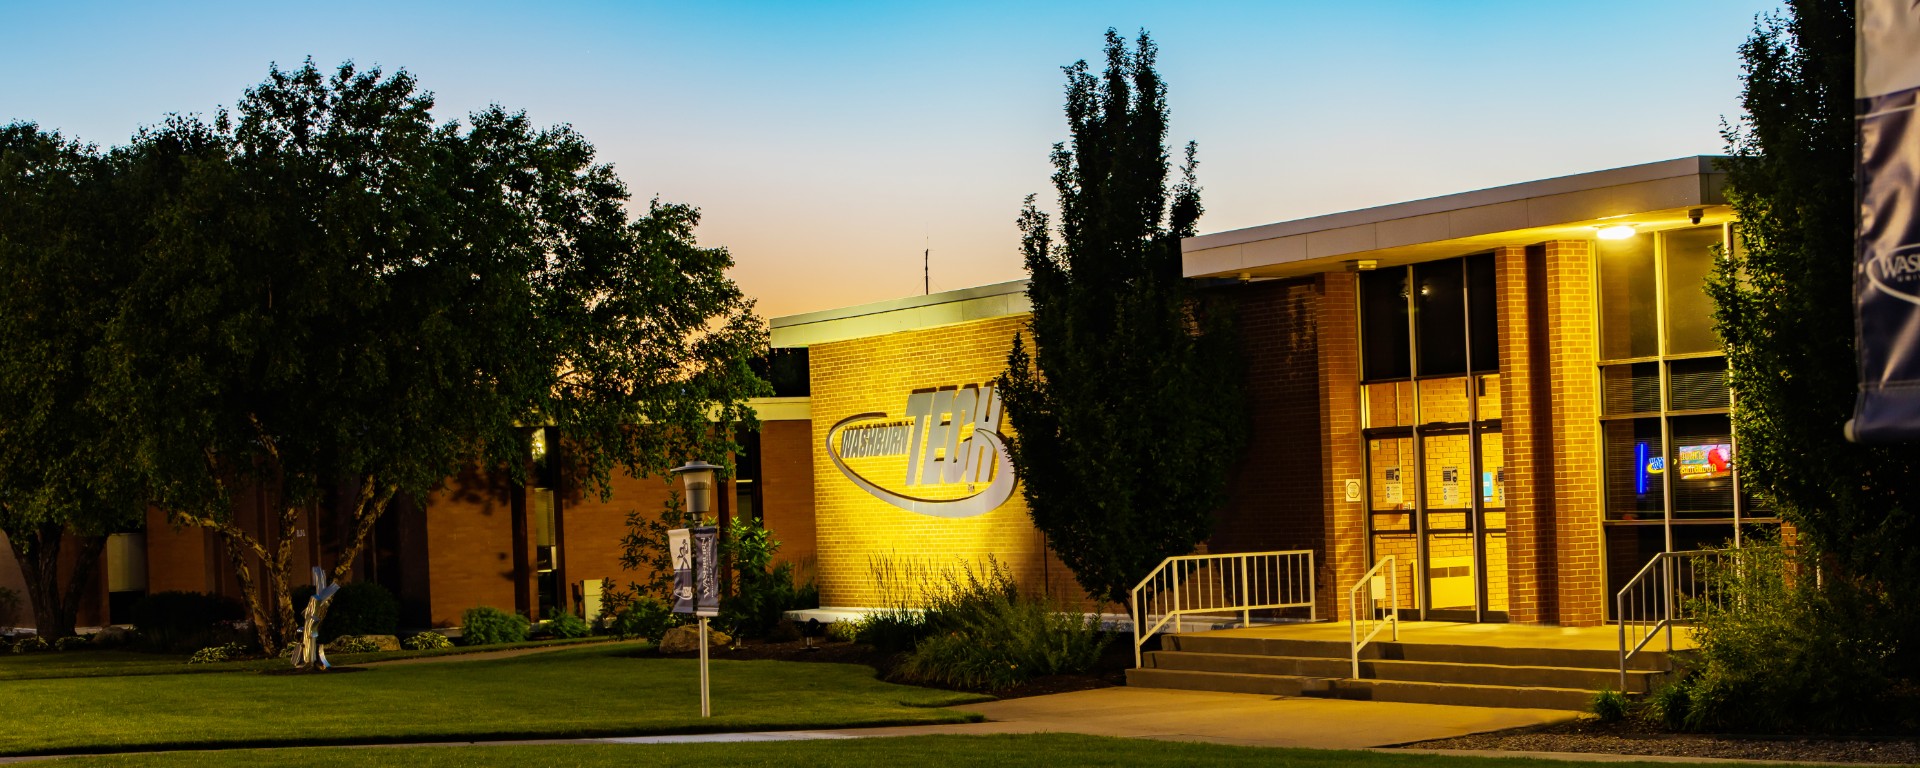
[1365,382,1414,428]
[1602,417,1665,521]
[1669,414,1736,518]
[1467,253,1499,372]
[1667,357,1730,411]
[1360,268,1411,381]
[1597,232,1659,360]
[1601,362,1663,416]
[1663,226,1725,355]
[1414,260,1467,376]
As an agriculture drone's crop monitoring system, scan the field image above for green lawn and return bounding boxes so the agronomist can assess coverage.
[0,636,615,681]
[0,645,986,756]
[43,734,1793,768]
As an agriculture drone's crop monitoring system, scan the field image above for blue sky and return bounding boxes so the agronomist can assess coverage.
[1,0,1778,317]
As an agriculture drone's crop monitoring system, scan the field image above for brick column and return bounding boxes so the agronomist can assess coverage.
[1494,246,1554,624]
[1317,271,1366,620]
[1542,240,1605,626]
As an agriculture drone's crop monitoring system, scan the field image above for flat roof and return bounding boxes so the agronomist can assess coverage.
[769,279,1030,348]
[1184,156,1731,279]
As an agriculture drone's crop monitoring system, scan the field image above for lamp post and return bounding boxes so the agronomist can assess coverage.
[671,460,721,717]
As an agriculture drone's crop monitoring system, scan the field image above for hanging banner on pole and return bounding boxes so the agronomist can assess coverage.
[669,528,695,614]
[692,526,720,617]
[1850,0,1920,442]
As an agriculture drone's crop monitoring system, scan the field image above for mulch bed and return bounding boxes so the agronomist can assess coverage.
[1404,716,1920,765]
[648,635,1131,700]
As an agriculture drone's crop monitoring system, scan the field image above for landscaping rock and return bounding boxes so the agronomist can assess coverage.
[656,624,729,653]
[333,634,401,652]
[89,626,135,647]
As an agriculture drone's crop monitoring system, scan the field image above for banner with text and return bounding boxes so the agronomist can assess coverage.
[1853,0,1920,441]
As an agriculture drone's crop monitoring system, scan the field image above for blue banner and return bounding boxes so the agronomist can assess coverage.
[1852,0,1920,442]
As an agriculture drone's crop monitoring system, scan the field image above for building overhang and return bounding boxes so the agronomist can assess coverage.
[769,279,1030,348]
[1183,156,1733,280]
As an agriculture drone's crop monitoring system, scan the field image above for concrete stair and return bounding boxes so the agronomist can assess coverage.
[1127,629,1668,711]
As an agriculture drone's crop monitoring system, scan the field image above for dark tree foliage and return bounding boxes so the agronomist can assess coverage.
[1709,0,1917,670]
[0,124,146,637]
[1000,31,1246,607]
[100,60,766,652]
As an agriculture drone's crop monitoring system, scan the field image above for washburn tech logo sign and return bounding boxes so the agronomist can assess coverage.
[825,383,1016,519]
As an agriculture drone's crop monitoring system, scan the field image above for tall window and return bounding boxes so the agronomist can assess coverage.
[1596,225,1773,616]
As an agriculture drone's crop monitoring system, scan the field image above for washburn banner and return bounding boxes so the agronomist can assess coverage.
[1852,0,1920,442]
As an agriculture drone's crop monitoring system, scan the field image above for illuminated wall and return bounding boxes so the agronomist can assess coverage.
[808,313,1082,609]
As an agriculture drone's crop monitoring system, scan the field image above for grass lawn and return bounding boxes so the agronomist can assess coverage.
[0,645,986,756]
[45,734,1796,767]
[0,636,614,681]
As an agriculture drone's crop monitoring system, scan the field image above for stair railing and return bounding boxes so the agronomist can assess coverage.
[1348,555,1399,678]
[1616,549,1730,690]
[1129,550,1316,667]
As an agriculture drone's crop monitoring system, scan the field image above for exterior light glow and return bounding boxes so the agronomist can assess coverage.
[1596,224,1637,240]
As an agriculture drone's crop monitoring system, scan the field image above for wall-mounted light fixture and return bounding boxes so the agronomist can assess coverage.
[1596,224,1637,241]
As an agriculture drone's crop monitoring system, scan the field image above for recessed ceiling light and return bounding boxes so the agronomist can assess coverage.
[1596,224,1637,240]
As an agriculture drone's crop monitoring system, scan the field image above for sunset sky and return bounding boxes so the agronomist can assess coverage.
[2,0,1777,318]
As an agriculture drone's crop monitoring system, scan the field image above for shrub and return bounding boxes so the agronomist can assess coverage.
[13,635,49,653]
[461,606,529,645]
[854,610,929,654]
[546,610,592,640]
[722,560,820,639]
[53,636,89,652]
[826,619,859,642]
[608,596,675,641]
[130,591,244,652]
[893,561,1110,691]
[188,642,247,664]
[291,581,400,642]
[328,636,381,654]
[1676,541,1906,732]
[403,631,453,651]
[1645,679,1692,730]
[1590,688,1630,723]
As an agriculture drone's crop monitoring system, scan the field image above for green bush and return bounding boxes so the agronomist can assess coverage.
[1646,679,1692,730]
[403,631,453,651]
[1676,542,1906,732]
[854,610,929,654]
[12,635,49,654]
[328,635,381,654]
[716,517,820,639]
[545,610,592,639]
[892,561,1110,691]
[188,642,247,664]
[608,596,676,641]
[53,636,88,652]
[130,591,244,652]
[291,581,400,642]
[460,606,529,646]
[1590,688,1630,723]
[827,619,859,642]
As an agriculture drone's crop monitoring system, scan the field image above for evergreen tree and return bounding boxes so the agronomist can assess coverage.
[1001,30,1245,608]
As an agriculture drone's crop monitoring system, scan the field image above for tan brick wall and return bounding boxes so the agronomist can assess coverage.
[1542,240,1606,625]
[1497,245,1554,623]
[809,314,1083,609]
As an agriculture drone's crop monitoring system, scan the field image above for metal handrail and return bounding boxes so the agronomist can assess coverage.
[1616,549,1729,690]
[1129,550,1316,667]
[1348,555,1399,678]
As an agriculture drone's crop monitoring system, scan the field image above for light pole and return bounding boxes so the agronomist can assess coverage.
[671,460,721,717]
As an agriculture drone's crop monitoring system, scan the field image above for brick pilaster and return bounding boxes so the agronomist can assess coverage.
[1542,240,1605,626]
[1317,271,1366,621]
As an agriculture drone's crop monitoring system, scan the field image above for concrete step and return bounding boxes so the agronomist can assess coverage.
[1163,632,1669,671]
[1127,667,1598,711]
[1143,651,1661,693]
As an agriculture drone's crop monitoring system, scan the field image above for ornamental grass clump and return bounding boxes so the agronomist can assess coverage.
[893,560,1109,691]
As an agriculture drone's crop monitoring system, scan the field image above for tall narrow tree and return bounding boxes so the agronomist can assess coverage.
[1000,30,1246,608]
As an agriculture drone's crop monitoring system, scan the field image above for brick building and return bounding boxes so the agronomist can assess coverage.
[0,156,1766,633]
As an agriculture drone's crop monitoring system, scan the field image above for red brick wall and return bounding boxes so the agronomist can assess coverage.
[421,465,523,627]
[1498,245,1554,623]
[0,533,28,628]
[1542,240,1606,625]
[759,419,816,574]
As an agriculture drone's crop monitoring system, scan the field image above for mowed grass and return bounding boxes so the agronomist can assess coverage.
[0,645,987,755]
[45,734,1795,768]
[0,636,617,681]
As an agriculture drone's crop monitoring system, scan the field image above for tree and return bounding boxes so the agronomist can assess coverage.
[1000,30,1246,608]
[1709,0,1917,684]
[0,124,147,637]
[102,60,767,653]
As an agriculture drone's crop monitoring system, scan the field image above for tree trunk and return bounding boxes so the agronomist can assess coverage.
[5,522,104,638]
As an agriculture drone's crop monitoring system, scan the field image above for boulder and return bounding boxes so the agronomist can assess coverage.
[656,624,729,653]
[332,634,401,652]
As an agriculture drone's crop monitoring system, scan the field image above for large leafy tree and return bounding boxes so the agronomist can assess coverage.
[1000,31,1246,608]
[1710,0,1920,598]
[103,61,766,653]
[0,124,146,637]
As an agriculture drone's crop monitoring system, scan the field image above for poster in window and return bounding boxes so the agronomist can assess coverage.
[1676,443,1732,481]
